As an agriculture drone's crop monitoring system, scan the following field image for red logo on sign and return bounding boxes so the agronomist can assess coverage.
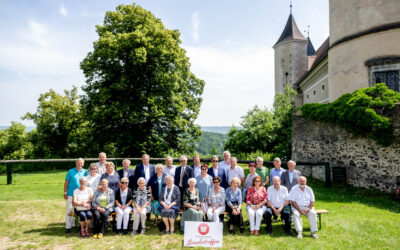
[198,223,209,235]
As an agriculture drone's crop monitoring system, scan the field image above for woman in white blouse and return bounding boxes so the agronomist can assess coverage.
[115,177,133,235]
[87,163,101,193]
[73,177,93,237]
[207,176,226,222]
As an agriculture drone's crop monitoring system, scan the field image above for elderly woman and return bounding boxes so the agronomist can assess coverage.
[207,176,225,222]
[226,177,244,234]
[92,179,115,239]
[160,175,180,234]
[243,163,259,201]
[87,163,101,193]
[73,177,93,237]
[132,177,151,235]
[246,176,268,235]
[148,163,166,225]
[101,162,120,192]
[115,177,133,235]
[180,178,203,232]
[196,163,213,214]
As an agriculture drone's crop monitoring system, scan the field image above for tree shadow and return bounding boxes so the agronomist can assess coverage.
[23,223,67,236]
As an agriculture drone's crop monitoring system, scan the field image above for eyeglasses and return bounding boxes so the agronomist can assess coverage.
[212,160,218,162]
[91,168,97,170]
[254,181,261,182]
[213,182,219,184]
[121,182,128,184]
[201,169,208,171]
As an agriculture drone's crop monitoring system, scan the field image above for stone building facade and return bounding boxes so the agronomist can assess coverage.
[291,104,400,193]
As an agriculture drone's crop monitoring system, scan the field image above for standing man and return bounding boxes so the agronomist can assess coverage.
[264,176,291,235]
[289,176,318,239]
[133,154,155,190]
[163,156,177,178]
[281,160,301,192]
[207,155,228,189]
[174,155,194,204]
[64,158,87,233]
[88,152,107,175]
[227,157,245,188]
[191,155,202,178]
[255,157,269,187]
[117,159,135,189]
[270,157,286,186]
[218,151,231,177]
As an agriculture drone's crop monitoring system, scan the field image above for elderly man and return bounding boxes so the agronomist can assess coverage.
[64,158,87,233]
[163,156,177,178]
[218,151,231,177]
[255,157,269,187]
[270,157,286,186]
[191,155,202,178]
[207,155,228,189]
[133,154,155,190]
[281,160,301,192]
[174,155,194,204]
[227,157,245,188]
[117,159,135,189]
[88,152,107,175]
[289,176,318,239]
[264,176,291,235]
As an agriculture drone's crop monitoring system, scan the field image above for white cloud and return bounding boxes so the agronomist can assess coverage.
[24,20,49,46]
[191,12,200,43]
[59,5,68,17]
[185,45,275,126]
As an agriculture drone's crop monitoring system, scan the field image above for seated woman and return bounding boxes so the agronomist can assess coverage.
[101,162,120,192]
[180,178,203,232]
[225,177,244,234]
[73,177,93,237]
[91,179,115,239]
[115,177,133,235]
[160,175,180,234]
[147,164,166,225]
[87,163,101,193]
[207,176,225,222]
[243,163,258,201]
[132,177,151,235]
[246,176,267,235]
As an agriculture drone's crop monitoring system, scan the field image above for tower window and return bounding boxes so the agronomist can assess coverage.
[313,90,316,95]
[374,71,399,92]
[306,95,309,99]
[322,85,325,91]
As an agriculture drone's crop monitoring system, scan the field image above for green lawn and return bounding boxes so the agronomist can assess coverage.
[0,168,399,249]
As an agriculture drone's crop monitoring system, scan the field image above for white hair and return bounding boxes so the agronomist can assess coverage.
[79,176,87,183]
[231,157,237,162]
[165,175,174,181]
[288,160,296,165]
[137,177,146,185]
[123,159,131,165]
[155,163,164,171]
[165,156,173,161]
[256,157,263,162]
[188,178,197,185]
[180,155,188,161]
[223,151,231,157]
[230,177,241,186]
[99,152,106,157]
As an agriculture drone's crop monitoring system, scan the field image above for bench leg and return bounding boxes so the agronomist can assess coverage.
[318,213,322,230]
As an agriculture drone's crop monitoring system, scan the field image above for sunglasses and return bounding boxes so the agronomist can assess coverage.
[121,182,128,184]
[254,181,261,182]
[201,169,208,171]
[213,182,220,184]
[212,160,218,162]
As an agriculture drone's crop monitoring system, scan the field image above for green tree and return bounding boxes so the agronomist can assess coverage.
[80,3,205,156]
[23,87,89,158]
[0,122,33,160]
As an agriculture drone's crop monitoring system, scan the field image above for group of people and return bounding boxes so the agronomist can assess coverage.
[64,151,319,239]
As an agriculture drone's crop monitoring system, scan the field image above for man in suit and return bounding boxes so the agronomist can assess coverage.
[207,155,228,189]
[281,160,301,192]
[174,155,194,204]
[133,154,155,190]
[117,159,135,190]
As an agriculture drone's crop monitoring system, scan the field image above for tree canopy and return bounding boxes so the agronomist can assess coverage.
[80,3,205,156]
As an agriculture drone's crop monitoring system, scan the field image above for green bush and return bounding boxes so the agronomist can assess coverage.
[301,83,400,146]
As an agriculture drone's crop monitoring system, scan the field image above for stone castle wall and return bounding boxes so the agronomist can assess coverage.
[292,104,400,193]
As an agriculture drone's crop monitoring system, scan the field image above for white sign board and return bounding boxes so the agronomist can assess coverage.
[184,221,223,248]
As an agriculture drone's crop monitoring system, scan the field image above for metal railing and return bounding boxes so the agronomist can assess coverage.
[0,158,331,186]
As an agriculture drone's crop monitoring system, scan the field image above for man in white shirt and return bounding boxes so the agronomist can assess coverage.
[163,156,177,178]
[218,151,231,177]
[288,176,318,239]
[265,176,291,235]
[89,152,107,176]
[191,155,202,178]
[227,157,244,188]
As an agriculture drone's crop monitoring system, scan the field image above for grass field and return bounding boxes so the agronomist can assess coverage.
[0,166,399,249]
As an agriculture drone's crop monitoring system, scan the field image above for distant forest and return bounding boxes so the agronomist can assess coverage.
[196,131,228,155]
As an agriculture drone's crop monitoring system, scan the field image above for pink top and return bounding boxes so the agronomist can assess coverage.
[246,186,267,205]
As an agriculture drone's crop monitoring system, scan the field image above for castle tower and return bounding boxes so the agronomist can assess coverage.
[273,13,308,94]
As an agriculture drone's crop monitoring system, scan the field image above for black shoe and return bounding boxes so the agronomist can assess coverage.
[65,229,71,233]
[286,231,292,236]
[229,229,235,234]
[123,230,128,235]
[240,227,244,234]
[267,230,272,235]
[116,230,122,235]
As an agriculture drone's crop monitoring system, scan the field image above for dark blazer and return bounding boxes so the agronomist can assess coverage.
[115,188,133,207]
[208,167,228,189]
[133,163,155,190]
[281,169,301,192]
[117,168,135,180]
[174,165,194,190]
[147,173,167,201]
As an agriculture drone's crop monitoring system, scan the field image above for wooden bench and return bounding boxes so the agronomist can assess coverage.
[315,209,328,230]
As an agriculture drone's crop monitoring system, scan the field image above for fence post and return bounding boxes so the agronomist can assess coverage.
[7,163,12,185]
[324,162,331,187]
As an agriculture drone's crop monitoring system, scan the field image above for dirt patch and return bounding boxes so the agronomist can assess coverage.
[0,236,37,249]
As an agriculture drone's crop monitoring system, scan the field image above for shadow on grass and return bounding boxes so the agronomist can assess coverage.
[23,223,66,236]
[308,179,400,213]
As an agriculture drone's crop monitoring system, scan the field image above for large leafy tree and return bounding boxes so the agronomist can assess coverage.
[23,87,89,158]
[0,122,33,160]
[80,4,205,156]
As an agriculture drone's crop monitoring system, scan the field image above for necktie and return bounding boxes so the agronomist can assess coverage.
[179,166,185,187]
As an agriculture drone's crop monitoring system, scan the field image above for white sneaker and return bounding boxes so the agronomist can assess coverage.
[297,232,303,239]
[311,232,318,239]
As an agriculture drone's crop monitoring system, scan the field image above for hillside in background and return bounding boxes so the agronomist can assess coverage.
[196,131,227,155]
[201,126,232,134]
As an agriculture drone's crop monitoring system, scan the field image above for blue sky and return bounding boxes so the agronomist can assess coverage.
[0,0,329,127]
